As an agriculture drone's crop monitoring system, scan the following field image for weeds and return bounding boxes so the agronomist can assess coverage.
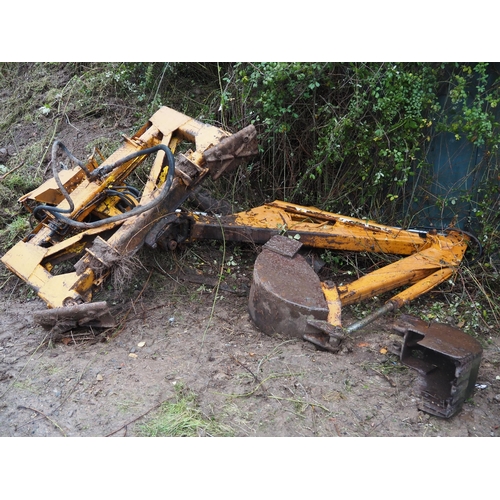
[41,362,65,376]
[12,379,39,394]
[0,215,29,248]
[137,383,234,437]
[117,399,142,413]
[362,357,407,379]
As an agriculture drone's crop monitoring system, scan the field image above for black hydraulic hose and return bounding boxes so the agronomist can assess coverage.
[52,140,92,178]
[88,145,172,181]
[35,143,176,230]
[33,140,90,220]
[444,227,483,262]
[87,186,141,211]
[123,184,141,198]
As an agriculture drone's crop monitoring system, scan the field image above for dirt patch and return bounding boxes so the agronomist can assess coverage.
[1,242,499,437]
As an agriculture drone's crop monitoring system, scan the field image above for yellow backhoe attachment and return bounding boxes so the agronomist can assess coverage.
[154,200,469,339]
[0,106,483,417]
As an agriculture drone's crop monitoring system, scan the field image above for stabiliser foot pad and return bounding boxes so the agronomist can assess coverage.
[394,314,483,418]
[33,301,116,339]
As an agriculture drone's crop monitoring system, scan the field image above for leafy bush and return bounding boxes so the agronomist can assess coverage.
[221,63,442,221]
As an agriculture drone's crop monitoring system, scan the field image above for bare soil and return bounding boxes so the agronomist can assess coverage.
[1,240,500,438]
[1,87,499,438]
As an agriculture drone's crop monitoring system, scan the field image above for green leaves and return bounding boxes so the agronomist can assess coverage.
[446,63,500,147]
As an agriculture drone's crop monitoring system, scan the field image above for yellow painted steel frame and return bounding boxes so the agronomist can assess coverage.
[1,107,232,308]
[1,105,468,328]
[189,200,470,327]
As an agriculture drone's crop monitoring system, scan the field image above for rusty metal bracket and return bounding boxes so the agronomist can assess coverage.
[33,301,117,340]
[203,124,258,180]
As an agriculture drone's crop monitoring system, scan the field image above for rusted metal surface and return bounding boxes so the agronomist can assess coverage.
[33,301,116,339]
[304,318,344,352]
[262,234,302,257]
[203,123,258,180]
[393,314,483,418]
[248,235,330,340]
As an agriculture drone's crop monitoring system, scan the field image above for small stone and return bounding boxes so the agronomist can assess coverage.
[129,353,138,358]
[96,374,103,381]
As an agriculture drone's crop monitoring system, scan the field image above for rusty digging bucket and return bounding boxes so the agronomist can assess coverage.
[248,235,339,351]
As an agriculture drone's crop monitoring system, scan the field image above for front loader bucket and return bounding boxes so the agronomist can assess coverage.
[394,314,483,418]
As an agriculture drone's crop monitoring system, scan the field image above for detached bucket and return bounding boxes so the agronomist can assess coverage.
[248,235,329,339]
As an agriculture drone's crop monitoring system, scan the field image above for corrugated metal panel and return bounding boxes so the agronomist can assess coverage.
[411,67,500,231]
[418,124,482,230]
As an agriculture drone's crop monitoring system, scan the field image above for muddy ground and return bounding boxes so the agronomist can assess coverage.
[1,238,499,438]
[0,85,499,438]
